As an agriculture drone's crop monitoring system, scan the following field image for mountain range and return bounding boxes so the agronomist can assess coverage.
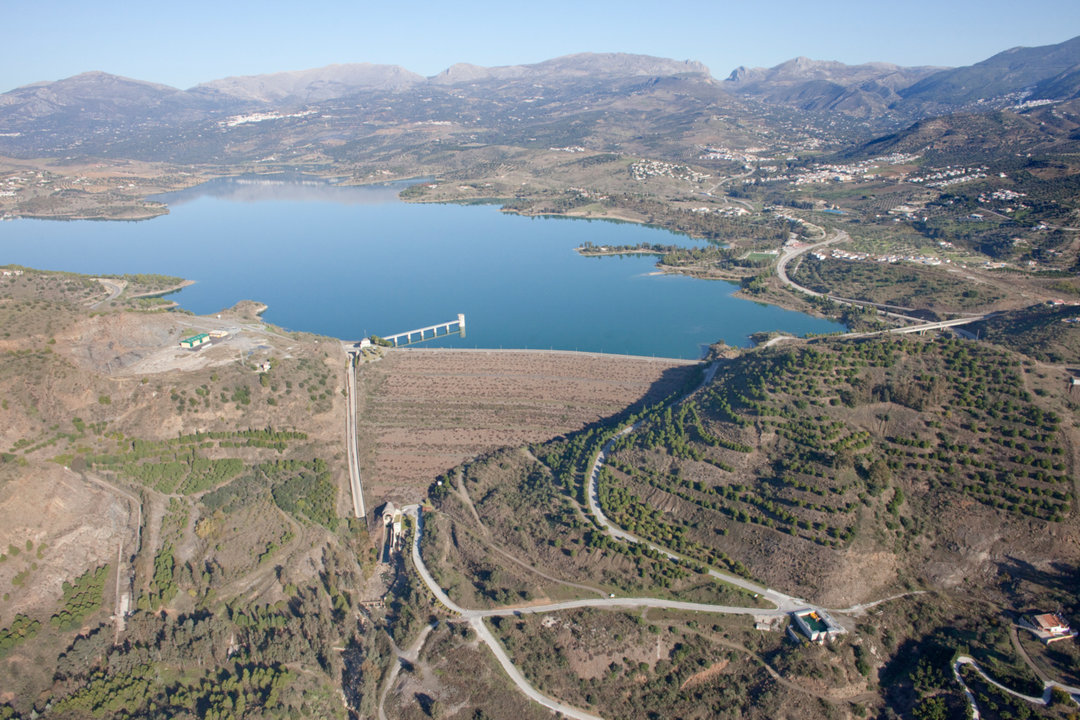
[1,36,1078,163]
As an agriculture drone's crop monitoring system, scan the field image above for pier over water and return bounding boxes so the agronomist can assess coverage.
[382,313,466,347]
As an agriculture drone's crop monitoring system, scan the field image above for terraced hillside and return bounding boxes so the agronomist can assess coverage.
[414,332,1080,720]
[594,336,1078,605]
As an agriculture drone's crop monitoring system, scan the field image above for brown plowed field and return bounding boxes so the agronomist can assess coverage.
[354,349,697,505]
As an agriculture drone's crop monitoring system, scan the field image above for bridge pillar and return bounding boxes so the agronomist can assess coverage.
[458,313,466,331]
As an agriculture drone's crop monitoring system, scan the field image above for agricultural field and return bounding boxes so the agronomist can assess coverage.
[423,448,761,607]
[598,336,1078,605]
[412,331,1080,719]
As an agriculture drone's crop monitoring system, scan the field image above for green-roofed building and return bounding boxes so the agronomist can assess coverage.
[179,333,210,349]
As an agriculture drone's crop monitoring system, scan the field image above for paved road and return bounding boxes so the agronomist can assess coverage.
[766,233,994,345]
[953,654,1080,718]
[885,316,991,334]
[343,353,367,521]
[407,478,921,719]
[585,423,810,614]
[405,505,823,720]
[396,354,930,718]
[775,232,928,325]
[92,278,124,308]
[406,506,604,720]
[384,346,700,365]
[471,596,786,619]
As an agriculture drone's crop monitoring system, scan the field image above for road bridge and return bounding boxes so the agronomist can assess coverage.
[886,315,989,334]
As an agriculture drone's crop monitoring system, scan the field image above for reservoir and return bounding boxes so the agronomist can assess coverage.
[0,177,842,358]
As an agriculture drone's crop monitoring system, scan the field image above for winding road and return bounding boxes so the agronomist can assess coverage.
[406,506,605,720]
[369,236,1014,717]
[91,278,125,308]
[775,231,930,324]
[403,498,921,720]
[389,347,893,718]
[585,426,806,613]
[953,654,1080,717]
[768,230,994,345]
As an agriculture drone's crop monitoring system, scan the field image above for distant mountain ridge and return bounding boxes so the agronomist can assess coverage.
[0,52,732,162]
[2,52,711,106]
[724,57,942,118]
[432,53,710,85]
[0,71,185,120]
[900,35,1080,106]
[1,39,1079,162]
[191,63,425,103]
[725,35,1080,120]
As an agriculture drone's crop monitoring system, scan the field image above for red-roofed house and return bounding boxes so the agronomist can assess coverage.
[1020,612,1076,644]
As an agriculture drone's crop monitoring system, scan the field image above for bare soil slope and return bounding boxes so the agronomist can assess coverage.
[354,349,697,505]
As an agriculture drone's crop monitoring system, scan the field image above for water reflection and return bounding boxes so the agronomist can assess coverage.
[153,174,412,207]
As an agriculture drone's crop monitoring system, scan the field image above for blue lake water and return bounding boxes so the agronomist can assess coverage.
[0,177,842,358]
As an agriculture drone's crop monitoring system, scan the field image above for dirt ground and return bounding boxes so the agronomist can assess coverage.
[57,301,304,377]
[355,349,697,506]
[0,463,134,627]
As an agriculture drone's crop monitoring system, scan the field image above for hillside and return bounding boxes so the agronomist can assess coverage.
[900,35,1080,107]
[969,303,1080,364]
[5,34,1080,719]
[851,99,1080,160]
[0,53,751,164]
[724,57,941,120]
[596,336,1078,605]
[417,331,1080,718]
[0,269,365,717]
[0,267,725,720]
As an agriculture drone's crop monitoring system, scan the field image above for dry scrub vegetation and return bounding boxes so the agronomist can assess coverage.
[0,268,378,718]
[416,332,1080,719]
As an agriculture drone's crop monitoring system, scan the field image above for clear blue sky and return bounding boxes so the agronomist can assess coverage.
[4,0,1078,92]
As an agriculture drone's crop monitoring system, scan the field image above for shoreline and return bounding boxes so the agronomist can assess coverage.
[126,279,197,299]
[576,248,663,257]
[13,205,171,222]
[13,169,847,347]
[383,346,701,364]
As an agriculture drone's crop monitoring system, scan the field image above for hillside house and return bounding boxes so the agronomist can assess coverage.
[791,609,845,643]
[1020,612,1075,644]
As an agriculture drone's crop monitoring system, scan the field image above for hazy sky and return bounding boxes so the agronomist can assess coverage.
[4,0,1078,92]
